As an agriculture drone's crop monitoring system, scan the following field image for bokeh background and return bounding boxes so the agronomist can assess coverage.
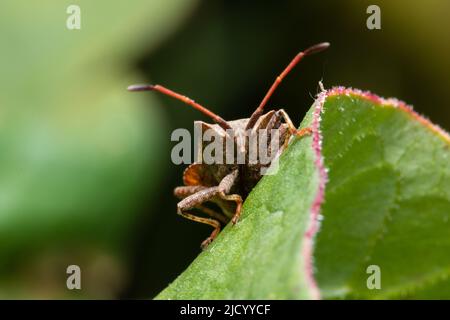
[0,0,449,298]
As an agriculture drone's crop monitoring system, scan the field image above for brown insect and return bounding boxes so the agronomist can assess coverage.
[128,42,329,249]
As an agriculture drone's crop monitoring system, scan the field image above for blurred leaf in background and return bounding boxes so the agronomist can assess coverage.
[0,0,197,298]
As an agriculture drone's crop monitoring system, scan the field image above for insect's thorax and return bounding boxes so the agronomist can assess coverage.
[191,110,293,198]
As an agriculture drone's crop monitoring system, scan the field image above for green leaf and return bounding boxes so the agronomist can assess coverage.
[156,87,450,300]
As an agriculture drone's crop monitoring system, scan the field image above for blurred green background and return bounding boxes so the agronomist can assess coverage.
[0,0,449,298]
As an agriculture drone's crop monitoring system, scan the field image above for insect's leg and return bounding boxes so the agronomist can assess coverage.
[218,193,243,224]
[177,168,238,215]
[176,206,221,250]
[196,205,229,224]
[295,127,313,137]
[174,185,207,199]
[216,169,242,224]
[177,186,222,210]
[176,169,240,248]
[276,109,296,131]
[175,185,229,224]
[278,109,312,137]
[218,169,239,193]
[177,185,230,248]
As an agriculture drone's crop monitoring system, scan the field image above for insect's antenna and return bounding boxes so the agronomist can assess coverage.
[128,84,232,130]
[245,42,330,129]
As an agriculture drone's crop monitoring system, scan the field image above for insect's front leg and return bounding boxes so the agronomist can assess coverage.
[176,187,223,249]
[219,194,242,224]
[174,185,228,224]
[174,185,207,199]
[278,109,312,138]
[175,169,241,248]
[216,169,243,225]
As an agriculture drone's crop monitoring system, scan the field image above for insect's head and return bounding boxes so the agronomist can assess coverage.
[128,42,329,132]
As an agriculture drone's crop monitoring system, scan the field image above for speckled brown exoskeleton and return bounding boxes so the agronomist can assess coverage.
[128,42,329,249]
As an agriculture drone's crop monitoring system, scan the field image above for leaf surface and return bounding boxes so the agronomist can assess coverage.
[157,87,450,299]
